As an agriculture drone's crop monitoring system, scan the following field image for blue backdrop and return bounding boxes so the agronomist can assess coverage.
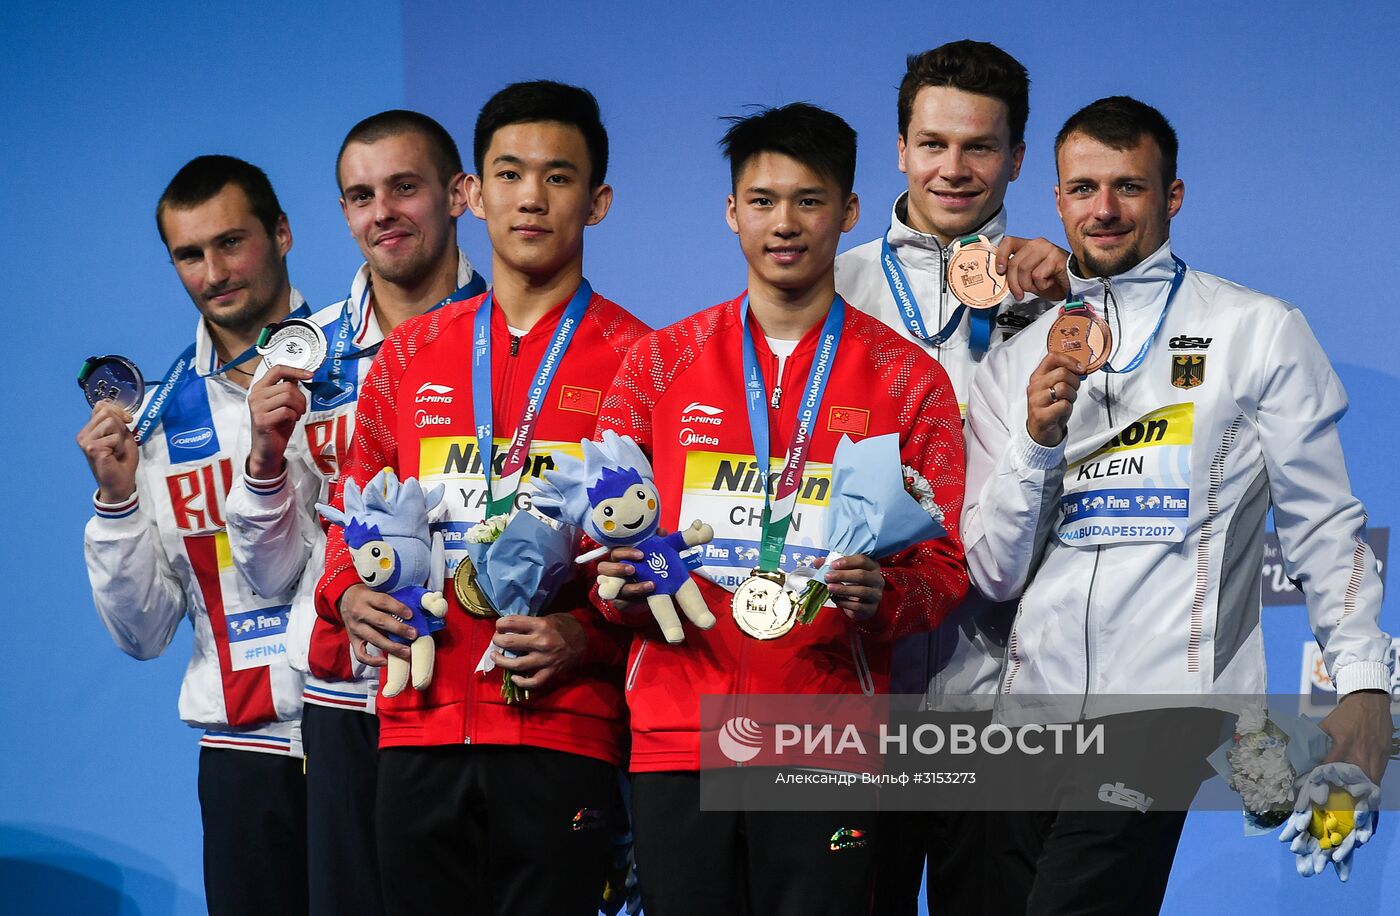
[5,1,1396,912]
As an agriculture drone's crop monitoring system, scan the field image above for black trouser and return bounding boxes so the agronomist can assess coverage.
[871,809,989,915]
[984,708,1227,915]
[631,771,877,916]
[376,744,622,916]
[304,703,383,916]
[198,747,307,916]
[986,808,1188,915]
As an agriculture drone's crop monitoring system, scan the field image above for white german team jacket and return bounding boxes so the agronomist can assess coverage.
[963,242,1391,715]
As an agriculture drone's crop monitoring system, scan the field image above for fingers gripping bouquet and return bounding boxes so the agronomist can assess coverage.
[783,433,947,624]
[533,430,717,645]
[460,508,576,705]
[317,469,449,698]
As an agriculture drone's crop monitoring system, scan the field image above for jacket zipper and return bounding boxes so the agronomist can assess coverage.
[936,246,950,360]
[467,328,525,742]
[1099,277,1115,427]
[1078,547,1103,721]
[626,637,648,691]
[850,632,875,697]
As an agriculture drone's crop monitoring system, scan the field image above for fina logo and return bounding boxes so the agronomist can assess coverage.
[717,716,764,763]
[170,427,214,449]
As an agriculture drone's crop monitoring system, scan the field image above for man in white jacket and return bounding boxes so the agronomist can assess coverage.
[834,40,1065,914]
[964,96,1393,913]
[224,110,484,916]
[78,155,309,914]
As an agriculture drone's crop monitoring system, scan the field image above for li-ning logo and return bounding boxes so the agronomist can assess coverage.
[717,716,764,763]
[415,382,455,404]
[170,427,214,449]
[1097,781,1154,813]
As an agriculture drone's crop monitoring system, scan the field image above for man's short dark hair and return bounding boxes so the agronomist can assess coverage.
[156,155,284,245]
[337,109,464,190]
[720,103,857,199]
[473,81,609,188]
[1055,96,1179,188]
[898,40,1030,147]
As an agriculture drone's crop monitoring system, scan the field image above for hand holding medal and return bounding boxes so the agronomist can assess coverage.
[946,235,1011,310]
[76,356,146,504]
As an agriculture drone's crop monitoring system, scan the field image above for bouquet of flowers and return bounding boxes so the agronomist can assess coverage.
[1220,704,1297,830]
[784,433,947,624]
[463,508,576,703]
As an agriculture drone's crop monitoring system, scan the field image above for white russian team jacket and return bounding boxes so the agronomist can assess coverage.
[84,297,310,756]
[963,242,1390,715]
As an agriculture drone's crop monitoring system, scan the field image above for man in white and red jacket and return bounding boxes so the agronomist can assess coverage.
[224,110,485,916]
[79,155,309,915]
[595,103,968,916]
[315,81,647,916]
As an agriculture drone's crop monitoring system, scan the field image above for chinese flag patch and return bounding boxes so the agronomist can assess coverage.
[559,385,602,415]
[827,406,869,436]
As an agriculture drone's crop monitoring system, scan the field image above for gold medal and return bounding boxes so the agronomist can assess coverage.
[732,570,796,640]
[947,235,1009,310]
[452,556,498,618]
[1047,302,1113,373]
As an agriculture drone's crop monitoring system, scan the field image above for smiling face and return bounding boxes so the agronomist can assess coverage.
[348,538,398,589]
[590,482,660,543]
[338,131,468,287]
[897,86,1024,244]
[1054,131,1184,278]
[726,151,859,301]
[160,183,292,333]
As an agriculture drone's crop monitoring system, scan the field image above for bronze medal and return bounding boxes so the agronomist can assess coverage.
[946,235,1009,310]
[1047,302,1113,373]
[452,556,498,618]
[732,569,796,640]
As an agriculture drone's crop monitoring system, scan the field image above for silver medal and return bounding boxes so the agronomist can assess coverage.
[79,355,146,411]
[258,318,327,372]
[732,571,796,640]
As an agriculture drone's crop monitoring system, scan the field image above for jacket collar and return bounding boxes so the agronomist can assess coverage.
[885,192,1008,263]
[1068,240,1178,312]
[193,287,306,377]
[346,248,478,348]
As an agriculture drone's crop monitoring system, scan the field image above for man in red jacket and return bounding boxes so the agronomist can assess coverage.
[595,103,968,916]
[315,81,647,915]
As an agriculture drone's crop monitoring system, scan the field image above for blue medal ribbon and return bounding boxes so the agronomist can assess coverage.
[132,301,312,444]
[880,235,995,353]
[471,280,592,517]
[739,294,845,571]
[1101,257,1186,375]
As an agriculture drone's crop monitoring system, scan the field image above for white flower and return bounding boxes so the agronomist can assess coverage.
[901,465,942,520]
[1224,711,1296,819]
[1235,702,1268,736]
[465,513,510,544]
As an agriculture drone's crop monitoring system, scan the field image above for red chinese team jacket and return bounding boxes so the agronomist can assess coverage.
[596,294,968,772]
[316,289,649,764]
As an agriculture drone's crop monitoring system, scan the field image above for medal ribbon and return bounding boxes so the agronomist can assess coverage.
[132,301,312,444]
[1100,256,1186,375]
[880,234,994,353]
[739,294,845,573]
[336,272,487,364]
[472,280,592,517]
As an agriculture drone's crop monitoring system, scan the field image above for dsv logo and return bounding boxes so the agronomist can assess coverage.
[717,716,764,763]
